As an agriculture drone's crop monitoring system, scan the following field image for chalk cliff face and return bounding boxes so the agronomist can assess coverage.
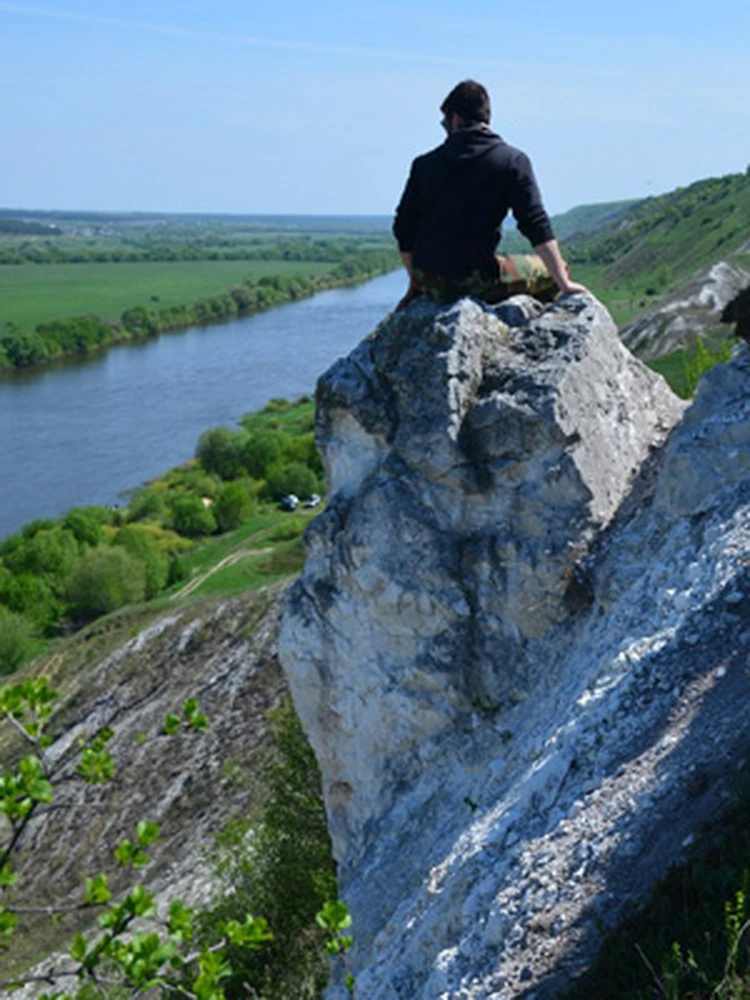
[280,295,750,998]
[620,258,750,359]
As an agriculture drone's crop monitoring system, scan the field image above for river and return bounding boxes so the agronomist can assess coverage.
[0,269,405,541]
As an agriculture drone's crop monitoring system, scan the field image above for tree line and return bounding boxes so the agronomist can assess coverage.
[0,235,392,266]
[0,248,398,371]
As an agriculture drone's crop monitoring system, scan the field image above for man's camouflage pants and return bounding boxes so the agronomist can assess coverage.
[414,254,556,305]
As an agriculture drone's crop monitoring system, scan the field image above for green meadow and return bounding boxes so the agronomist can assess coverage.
[0,259,332,329]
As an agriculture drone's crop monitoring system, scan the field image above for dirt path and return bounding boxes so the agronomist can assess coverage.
[170,546,274,601]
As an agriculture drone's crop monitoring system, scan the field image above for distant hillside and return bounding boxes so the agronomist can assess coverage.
[551,199,639,240]
[501,198,640,253]
[564,170,750,323]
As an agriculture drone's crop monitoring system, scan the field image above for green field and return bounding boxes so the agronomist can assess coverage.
[0,259,332,328]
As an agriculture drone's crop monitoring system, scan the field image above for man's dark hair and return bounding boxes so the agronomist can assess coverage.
[440,80,491,124]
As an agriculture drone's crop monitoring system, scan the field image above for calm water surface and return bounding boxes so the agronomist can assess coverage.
[0,270,405,540]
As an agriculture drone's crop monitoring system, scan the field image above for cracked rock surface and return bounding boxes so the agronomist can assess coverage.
[280,294,750,998]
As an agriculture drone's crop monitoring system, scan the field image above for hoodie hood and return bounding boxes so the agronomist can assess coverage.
[441,124,504,161]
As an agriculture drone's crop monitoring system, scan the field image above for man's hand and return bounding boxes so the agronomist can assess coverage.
[395,281,424,311]
[533,239,589,297]
[555,278,589,297]
[395,251,424,311]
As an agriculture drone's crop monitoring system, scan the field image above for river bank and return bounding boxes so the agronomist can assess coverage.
[0,252,398,373]
[0,268,406,540]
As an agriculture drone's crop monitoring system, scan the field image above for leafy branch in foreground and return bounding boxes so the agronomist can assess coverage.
[0,680,275,999]
[0,679,354,999]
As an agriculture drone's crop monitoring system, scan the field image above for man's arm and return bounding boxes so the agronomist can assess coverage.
[533,239,589,296]
[394,162,428,310]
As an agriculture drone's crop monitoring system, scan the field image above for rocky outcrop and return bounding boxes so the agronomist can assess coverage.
[280,294,750,998]
[620,258,750,359]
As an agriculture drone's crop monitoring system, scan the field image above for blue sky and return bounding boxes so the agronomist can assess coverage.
[2,0,749,216]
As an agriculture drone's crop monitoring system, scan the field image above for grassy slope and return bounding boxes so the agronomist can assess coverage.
[550,199,639,241]
[564,171,750,325]
[500,200,640,256]
[0,259,332,328]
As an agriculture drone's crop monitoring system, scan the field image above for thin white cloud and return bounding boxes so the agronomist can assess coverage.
[0,0,624,79]
[0,1,490,65]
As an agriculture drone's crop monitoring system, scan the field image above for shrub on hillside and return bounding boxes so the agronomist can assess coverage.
[113,525,170,598]
[0,572,62,634]
[199,698,337,998]
[170,495,217,538]
[196,427,249,480]
[240,431,284,480]
[126,487,168,523]
[63,508,108,547]
[0,609,38,676]
[214,481,257,533]
[1,525,79,578]
[263,461,320,502]
[66,547,146,621]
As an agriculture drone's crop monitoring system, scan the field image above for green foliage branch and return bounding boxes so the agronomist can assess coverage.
[0,680,275,1000]
[0,681,353,999]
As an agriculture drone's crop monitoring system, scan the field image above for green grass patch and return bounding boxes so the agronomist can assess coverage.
[241,396,316,435]
[646,335,733,398]
[163,505,316,602]
[0,259,332,329]
[564,765,750,1000]
[185,537,306,599]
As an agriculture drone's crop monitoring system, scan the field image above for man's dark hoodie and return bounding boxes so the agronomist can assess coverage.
[393,124,555,280]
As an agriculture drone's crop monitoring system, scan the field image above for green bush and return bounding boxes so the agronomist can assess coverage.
[214,482,257,533]
[66,547,146,621]
[263,461,320,502]
[196,427,249,480]
[170,495,217,538]
[126,487,168,523]
[241,431,284,479]
[199,698,337,999]
[0,572,63,634]
[1,525,79,578]
[63,509,107,547]
[113,525,169,599]
[0,610,38,676]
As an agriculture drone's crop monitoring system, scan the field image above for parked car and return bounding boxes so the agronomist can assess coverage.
[303,493,321,508]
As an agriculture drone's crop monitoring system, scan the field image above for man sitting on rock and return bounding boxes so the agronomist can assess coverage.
[393,79,587,310]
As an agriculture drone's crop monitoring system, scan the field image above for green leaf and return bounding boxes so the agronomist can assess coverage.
[182,697,200,720]
[124,885,156,918]
[0,906,18,936]
[316,900,352,933]
[136,820,160,848]
[85,874,112,905]
[222,915,272,949]
[167,900,195,942]
[77,746,116,784]
[114,839,137,866]
[163,713,181,736]
[69,932,89,962]
[0,862,18,888]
